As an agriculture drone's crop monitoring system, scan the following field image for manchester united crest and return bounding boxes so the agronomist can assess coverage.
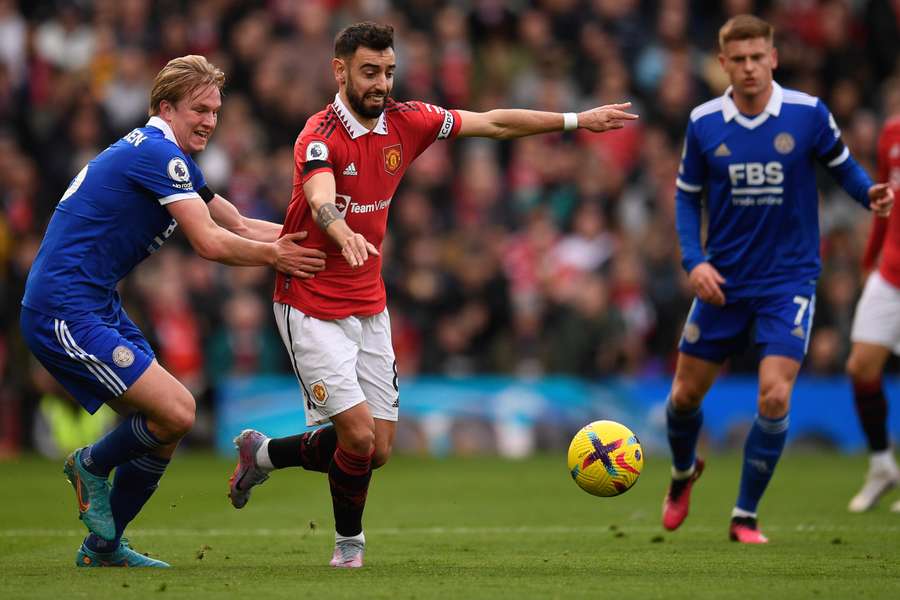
[383,144,402,175]
[310,380,328,406]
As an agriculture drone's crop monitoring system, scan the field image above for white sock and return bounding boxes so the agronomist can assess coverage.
[255,438,275,471]
[336,531,365,546]
[672,464,696,480]
[731,507,757,519]
[870,448,898,473]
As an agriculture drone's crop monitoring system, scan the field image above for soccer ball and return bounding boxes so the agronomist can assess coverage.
[567,420,643,497]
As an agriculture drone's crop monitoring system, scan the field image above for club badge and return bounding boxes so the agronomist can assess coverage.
[383,144,402,175]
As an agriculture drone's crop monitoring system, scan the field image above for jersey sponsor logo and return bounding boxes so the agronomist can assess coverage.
[728,162,784,199]
[167,157,191,183]
[350,197,392,214]
[112,345,135,368]
[306,141,329,162]
[335,194,351,217]
[310,380,328,406]
[383,144,402,175]
[342,162,358,176]
[714,143,731,157]
[774,132,795,154]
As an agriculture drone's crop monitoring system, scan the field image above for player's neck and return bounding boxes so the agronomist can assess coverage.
[731,83,773,117]
[338,90,379,130]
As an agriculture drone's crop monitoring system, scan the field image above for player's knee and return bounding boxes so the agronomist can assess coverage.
[846,352,879,384]
[154,392,196,441]
[372,444,392,469]
[758,382,791,418]
[670,381,703,411]
[338,425,375,457]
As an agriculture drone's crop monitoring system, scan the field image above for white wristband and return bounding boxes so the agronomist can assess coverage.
[563,112,578,131]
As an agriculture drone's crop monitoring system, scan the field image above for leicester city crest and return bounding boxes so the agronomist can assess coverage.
[774,132,795,154]
[112,345,135,368]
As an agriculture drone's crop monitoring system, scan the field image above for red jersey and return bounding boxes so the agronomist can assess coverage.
[862,117,900,288]
[274,94,461,319]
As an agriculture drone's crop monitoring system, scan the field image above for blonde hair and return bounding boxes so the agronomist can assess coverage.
[148,55,225,116]
[719,14,774,51]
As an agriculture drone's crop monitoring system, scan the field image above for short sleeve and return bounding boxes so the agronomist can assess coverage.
[675,119,706,194]
[295,133,336,184]
[812,99,846,165]
[402,101,462,158]
[131,143,204,206]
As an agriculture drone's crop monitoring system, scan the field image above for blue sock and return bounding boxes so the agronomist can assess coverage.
[736,414,789,514]
[667,396,703,472]
[84,454,169,553]
[81,414,162,477]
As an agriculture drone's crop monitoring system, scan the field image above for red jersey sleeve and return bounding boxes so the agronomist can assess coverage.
[861,122,898,270]
[397,100,462,159]
[295,113,341,183]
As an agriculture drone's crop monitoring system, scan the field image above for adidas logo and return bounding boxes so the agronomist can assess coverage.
[714,143,731,157]
[791,326,805,339]
[342,162,358,176]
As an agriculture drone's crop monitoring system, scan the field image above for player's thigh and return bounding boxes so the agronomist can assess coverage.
[678,298,752,364]
[274,303,366,427]
[117,360,195,433]
[757,355,801,418]
[357,309,399,424]
[670,352,722,408]
[753,289,816,362]
[19,307,153,415]
[850,272,900,356]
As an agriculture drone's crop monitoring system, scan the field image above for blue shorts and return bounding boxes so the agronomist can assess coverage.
[20,306,155,414]
[678,288,816,364]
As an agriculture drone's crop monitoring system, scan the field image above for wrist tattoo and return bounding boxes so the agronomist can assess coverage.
[315,203,343,230]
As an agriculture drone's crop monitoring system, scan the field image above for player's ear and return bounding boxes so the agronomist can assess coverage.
[770,46,778,70]
[333,58,347,86]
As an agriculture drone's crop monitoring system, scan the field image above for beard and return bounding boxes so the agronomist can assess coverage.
[346,78,388,119]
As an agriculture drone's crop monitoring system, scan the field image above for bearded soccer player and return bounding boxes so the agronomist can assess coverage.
[226,21,637,567]
[663,15,893,543]
[845,108,900,513]
[20,55,325,567]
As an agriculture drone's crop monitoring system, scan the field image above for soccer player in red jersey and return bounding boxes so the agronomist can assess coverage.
[226,21,637,567]
[846,110,900,513]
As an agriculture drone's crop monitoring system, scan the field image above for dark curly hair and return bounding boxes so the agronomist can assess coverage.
[334,22,394,58]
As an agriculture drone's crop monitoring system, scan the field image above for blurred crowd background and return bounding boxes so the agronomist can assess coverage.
[1,0,899,453]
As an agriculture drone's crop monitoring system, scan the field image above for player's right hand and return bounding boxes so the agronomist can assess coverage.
[689,262,726,306]
[340,232,380,268]
[273,231,326,278]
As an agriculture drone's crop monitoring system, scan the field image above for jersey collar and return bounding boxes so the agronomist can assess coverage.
[332,93,388,139]
[722,81,783,130]
[146,116,179,145]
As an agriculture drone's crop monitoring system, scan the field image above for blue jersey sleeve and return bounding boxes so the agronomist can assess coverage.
[812,100,872,207]
[129,142,205,206]
[675,120,706,273]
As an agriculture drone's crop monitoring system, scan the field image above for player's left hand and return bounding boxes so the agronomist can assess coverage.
[868,183,894,217]
[577,103,639,133]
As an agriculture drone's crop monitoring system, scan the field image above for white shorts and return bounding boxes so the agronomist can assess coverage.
[273,303,399,426]
[850,271,900,355]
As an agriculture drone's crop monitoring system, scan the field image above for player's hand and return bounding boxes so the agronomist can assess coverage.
[577,102,639,133]
[340,232,380,268]
[291,230,327,279]
[689,262,726,306]
[273,231,324,278]
[868,183,894,217]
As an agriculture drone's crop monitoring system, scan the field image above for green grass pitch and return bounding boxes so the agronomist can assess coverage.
[1,451,898,599]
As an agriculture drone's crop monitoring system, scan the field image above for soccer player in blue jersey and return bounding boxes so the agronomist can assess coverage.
[19,55,326,567]
[662,15,894,543]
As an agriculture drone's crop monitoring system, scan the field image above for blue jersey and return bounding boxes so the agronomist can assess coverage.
[22,117,206,319]
[675,82,873,298]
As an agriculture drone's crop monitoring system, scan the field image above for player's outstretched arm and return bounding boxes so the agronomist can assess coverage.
[455,103,638,140]
[303,171,379,269]
[167,197,317,277]
[206,193,326,276]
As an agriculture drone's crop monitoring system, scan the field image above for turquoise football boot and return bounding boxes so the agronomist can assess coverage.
[63,448,115,540]
[75,538,170,568]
